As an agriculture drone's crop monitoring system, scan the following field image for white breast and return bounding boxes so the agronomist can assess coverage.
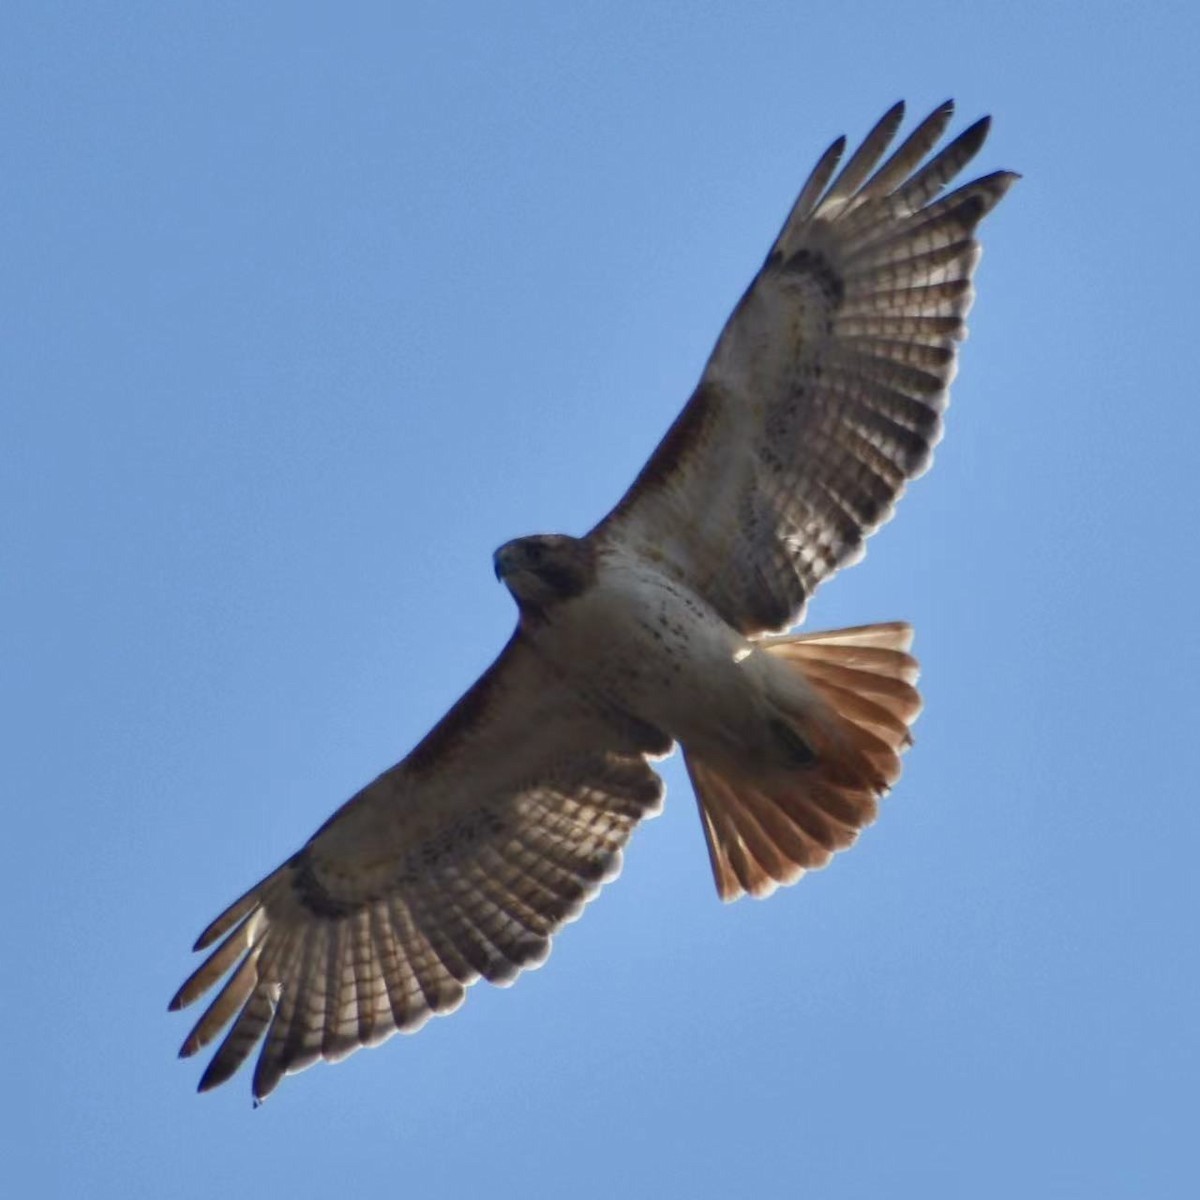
[529,549,778,756]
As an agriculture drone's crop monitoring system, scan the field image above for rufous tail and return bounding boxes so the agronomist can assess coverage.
[683,621,921,901]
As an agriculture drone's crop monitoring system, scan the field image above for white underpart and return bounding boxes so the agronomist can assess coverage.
[528,548,816,765]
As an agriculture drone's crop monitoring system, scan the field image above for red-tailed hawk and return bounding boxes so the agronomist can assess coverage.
[171,100,1016,1101]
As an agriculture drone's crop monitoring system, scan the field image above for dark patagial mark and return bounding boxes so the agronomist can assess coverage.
[600,383,720,518]
[388,635,516,777]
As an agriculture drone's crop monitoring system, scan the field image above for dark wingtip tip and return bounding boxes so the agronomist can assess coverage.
[965,113,993,140]
[196,1056,235,1092]
[982,169,1023,198]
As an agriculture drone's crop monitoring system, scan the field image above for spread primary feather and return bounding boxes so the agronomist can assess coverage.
[171,101,1017,1100]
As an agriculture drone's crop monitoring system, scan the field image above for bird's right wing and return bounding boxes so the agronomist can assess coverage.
[595,101,1017,635]
[170,634,668,1101]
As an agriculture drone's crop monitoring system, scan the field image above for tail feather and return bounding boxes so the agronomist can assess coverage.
[684,621,921,901]
[687,761,824,900]
[691,772,767,895]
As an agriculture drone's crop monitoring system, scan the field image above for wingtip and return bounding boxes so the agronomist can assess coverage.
[251,1069,280,1105]
[196,1062,226,1092]
[977,168,1023,201]
[961,113,993,146]
[193,923,220,953]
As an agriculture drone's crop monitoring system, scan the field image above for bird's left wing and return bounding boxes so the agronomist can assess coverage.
[170,634,667,1101]
[594,101,1017,635]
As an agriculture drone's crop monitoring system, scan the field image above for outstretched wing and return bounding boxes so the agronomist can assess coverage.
[170,635,667,1101]
[595,101,1017,635]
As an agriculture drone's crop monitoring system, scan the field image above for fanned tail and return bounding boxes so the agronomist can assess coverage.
[684,622,921,901]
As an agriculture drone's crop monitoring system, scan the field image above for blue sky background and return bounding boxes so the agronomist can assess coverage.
[5,3,1198,1196]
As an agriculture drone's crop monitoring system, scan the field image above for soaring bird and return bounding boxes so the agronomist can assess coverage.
[171,100,1016,1101]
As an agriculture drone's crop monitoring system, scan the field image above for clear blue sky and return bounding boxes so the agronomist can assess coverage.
[5,2,1198,1197]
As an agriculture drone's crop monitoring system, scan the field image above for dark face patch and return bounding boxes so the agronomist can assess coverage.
[495,534,596,614]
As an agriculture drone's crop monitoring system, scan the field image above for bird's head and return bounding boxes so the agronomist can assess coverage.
[493,534,596,614]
